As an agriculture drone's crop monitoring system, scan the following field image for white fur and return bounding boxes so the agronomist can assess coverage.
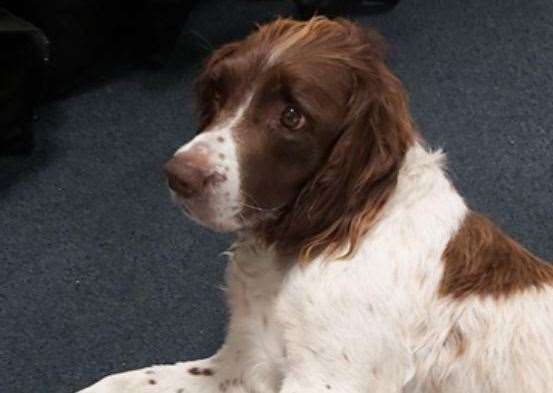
[76,144,553,393]
[172,98,250,232]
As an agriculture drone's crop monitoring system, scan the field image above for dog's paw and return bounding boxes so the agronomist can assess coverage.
[75,359,248,393]
[76,364,194,393]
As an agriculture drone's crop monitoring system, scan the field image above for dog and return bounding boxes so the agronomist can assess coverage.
[78,17,553,393]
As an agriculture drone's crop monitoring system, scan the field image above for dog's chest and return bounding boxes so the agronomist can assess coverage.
[226,239,286,309]
[224,239,288,365]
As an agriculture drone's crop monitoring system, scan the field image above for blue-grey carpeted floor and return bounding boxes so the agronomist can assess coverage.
[1,1,552,392]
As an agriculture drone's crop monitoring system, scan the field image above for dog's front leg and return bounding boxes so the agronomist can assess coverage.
[76,340,278,393]
[76,243,285,393]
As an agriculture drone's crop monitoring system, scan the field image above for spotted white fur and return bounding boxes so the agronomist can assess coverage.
[171,98,250,232]
[77,144,553,393]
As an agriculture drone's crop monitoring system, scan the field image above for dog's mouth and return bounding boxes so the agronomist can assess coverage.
[175,197,192,215]
[169,190,203,220]
[169,187,242,233]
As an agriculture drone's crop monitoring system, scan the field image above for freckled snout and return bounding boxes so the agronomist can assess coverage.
[164,152,216,199]
[166,128,239,231]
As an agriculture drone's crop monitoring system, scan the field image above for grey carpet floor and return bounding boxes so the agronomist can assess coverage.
[1,0,552,392]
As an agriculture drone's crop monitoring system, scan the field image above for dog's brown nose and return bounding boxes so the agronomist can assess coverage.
[164,153,210,199]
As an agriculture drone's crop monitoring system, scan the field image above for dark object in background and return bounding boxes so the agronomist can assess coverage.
[1,0,198,155]
[0,9,48,155]
[5,0,199,98]
[294,0,400,18]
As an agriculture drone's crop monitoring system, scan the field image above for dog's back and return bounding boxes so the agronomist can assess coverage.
[413,284,553,392]
[410,208,553,392]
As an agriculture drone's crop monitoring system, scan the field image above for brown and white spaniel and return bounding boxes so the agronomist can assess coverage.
[78,17,553,393]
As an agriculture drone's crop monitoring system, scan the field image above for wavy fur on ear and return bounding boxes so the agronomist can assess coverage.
[259,19,416,262]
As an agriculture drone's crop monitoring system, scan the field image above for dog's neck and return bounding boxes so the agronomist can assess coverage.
[234,142,466,267]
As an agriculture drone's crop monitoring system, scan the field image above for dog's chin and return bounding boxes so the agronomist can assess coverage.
[170,191,242,233]
[185,210,240,233]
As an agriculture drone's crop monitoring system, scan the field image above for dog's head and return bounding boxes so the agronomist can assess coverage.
[165,17,415,260]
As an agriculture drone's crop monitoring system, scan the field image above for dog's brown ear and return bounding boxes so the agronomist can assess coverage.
[262,22,416,262]
[195,42,240,130]
[334,17,390,60]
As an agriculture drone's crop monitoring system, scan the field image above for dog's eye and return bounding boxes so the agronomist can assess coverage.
[280,106,305,130]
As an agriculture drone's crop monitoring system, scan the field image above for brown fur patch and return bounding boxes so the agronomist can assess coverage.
[440,212,553,299]
[188,367,201,375]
